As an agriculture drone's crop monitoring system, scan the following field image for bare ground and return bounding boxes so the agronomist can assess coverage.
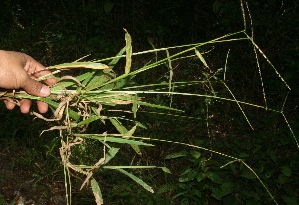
[0,147,66,205]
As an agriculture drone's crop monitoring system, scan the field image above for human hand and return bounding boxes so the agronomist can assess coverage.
[0,50,56,113]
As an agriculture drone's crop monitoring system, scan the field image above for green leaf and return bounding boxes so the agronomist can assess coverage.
[138,101,183,112]
[118,168,154,193]
[241,169,256,180]
[211,188,223,200]
[51,81,76,91]
[172,191,187,200]
[190,150,201,159]
[165,151,188,159]
[132,94,138,118]
[110,118,128,134]
[51,71,95,92]
[124,29,132,74]
[196,172,206,182]
[166,49,173,93]
[111,78,127,89]
[74,134,154,146]
[103,137,150,146]
[195,49,209,68]
[87,93,134,106]
[48,62,110,70]
[81,71,96,87]
[105,147,120,164]
[191,189,202,198]
[110,118,142,156]
[157,184,176,194]
[161,167,172,174]
[220,182,234,196]
[109,47,126,68]
[77,115,103,126]
[212,182,236,201]
[179,169,198,182]
[127,125,137,136]
[104,166,157,169]
[136,121,147,129]
[91,178,103,205]
[206,172,223,184]
[281,166,292,177]
[96,83,115,91]
[85,75,110,91]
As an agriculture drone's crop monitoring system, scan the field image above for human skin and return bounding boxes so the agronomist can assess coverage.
[0,50,56,113]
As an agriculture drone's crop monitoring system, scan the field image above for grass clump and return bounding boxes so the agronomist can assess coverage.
[1,4,298,205]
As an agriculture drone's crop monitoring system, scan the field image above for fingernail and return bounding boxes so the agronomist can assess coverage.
[40,85,51,97]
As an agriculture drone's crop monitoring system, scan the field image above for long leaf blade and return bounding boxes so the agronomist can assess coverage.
[109,47,126,68]
[74,134,154,146]
[91,178,103,205]
[124,29,132,74]
[195,48,209,68]
[110,118,142,156]
[118,168,154,193]
[85,75,110,91]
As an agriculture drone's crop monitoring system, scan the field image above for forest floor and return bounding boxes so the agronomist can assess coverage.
[0,146,66,205]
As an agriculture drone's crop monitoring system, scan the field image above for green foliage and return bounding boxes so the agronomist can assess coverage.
[91,178,103,205]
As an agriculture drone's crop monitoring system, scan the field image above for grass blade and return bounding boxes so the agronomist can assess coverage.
[85,75,110,91]
[109,47,126,68]
[91,178,103,205]
[124,29,132,74]
[132,94,138,118]
[48,62,110,70]
[117,168,154,193]
[104,166,157,169]
[74,134,154,146]
[166,49,173,93]
[110,118,142,156]
[77,115,103,126]
[195,48,209,68]
[105,147,120,164]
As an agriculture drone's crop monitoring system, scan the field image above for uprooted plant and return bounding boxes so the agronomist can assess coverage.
[0,3,298,205]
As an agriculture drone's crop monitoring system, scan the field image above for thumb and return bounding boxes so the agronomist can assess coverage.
[22,77,51,97]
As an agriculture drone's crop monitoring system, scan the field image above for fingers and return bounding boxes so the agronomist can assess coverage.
[19,77,51,114]
[20,99,48,114]
[25,56,57,86]
[5,99,32,114]
[4,99,16,110]
[22,77,51,97]
[4,99,48,114]
[19,99,32,113]
[0,51,56,114]
[44,77,57,86]
[37,100,49,113]
[22,58,56,113]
